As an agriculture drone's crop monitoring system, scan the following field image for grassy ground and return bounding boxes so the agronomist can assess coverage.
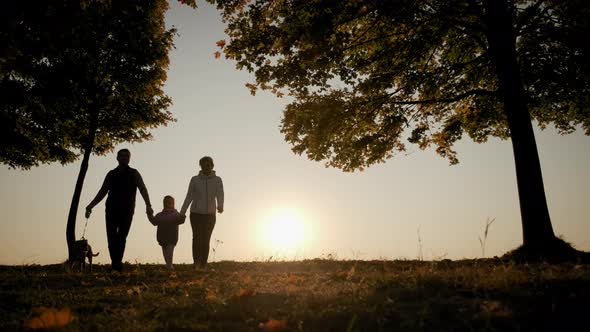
[1,259,589,331]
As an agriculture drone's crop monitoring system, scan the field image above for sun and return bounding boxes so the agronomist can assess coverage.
[261,208,306,254]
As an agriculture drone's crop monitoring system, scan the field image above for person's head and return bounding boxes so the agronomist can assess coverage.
[163,195,175,209]
[117,149,131,166]
[199,156,214,175]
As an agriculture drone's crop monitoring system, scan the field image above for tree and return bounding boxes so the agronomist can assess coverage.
[1,0,176,261]
[208,0,590,257]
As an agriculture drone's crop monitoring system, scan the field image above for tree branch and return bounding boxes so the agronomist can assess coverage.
[448,23,488,50]
[341,30,408,53]
[516,0,545,31]
[516,2,556,37]
[390,88,496,105]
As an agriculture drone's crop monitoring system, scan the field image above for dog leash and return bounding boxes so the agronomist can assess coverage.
[81,217,89,240]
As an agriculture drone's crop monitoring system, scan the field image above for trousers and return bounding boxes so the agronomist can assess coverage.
[105,208,134,270]
[190,213,216,266]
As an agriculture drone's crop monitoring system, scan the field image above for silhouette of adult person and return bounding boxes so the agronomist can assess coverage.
[180,156,224,269]
[85,149,153,272]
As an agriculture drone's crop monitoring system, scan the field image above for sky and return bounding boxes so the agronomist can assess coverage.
[1,2,589,265]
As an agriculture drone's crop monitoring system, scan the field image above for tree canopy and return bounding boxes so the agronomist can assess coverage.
[209,0,590,255]
[1,0,177,260]
[209,0,589,171]
[1,0,176,169]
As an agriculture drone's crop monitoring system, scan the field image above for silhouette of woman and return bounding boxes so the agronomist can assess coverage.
[180,156,224,269]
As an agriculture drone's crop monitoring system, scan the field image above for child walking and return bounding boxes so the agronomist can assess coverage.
[148,195,185,270]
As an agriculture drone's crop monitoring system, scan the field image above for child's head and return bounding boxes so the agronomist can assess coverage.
[163,195,175,209]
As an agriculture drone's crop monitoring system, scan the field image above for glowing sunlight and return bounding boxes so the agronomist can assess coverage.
[260,207,307,255]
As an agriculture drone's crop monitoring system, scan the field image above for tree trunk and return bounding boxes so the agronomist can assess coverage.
[66,111,99,261]
[484,0,555,249]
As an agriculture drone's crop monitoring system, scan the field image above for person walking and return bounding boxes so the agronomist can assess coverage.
[180,156,224,269]
[148,195,184,270]
[85,149,153,272]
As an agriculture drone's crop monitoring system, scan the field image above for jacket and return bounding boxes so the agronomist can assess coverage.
[180,170,224,215]
[104,166,147,211]
[148,208,183,246]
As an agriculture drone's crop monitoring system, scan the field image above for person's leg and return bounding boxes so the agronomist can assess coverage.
[162,244,174,269]
[190,213,200,265]
[160,245,167,267]
[105,210,118,268]
[198,214,216,266]
[194,215,206,266]
[114,210,134,270]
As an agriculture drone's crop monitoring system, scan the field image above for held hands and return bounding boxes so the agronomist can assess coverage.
[146,207,155,225]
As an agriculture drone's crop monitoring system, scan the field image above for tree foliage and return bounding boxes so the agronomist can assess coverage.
[209,0,589,171]
[1,0,176,169]
[1,0,177,261]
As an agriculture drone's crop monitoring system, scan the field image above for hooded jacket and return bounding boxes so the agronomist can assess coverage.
[148,208,183,245]
[180,170,224,215]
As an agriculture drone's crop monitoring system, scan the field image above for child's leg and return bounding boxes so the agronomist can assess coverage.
[162,244,175,269]
[160,245,168,267]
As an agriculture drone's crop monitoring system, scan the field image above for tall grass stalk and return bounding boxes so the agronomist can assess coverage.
[479,217,496,257]
[417,225,424,261]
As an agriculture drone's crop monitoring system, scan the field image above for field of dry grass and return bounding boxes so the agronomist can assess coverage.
[1,259,589,331]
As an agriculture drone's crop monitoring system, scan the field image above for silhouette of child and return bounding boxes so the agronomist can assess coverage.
[148,195,185,270]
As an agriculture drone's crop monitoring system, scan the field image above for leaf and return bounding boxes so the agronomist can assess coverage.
[346,266,356,280]
[23,307,74,329]
[205,287,218,301]
[480,300,512,317]
[214,51,222,59]
[259,319,288,332]
[238,288,256,297]
[127,286,142,295]
[242,275,253,284]
[216,39,226,48]
[286,284,299,295]
[286,275,302,285]
[178,0,197,9]
[187,277,205,287]
[165,281,181,288]
[245,83,257,96]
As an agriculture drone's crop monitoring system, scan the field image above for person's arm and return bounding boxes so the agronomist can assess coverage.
[216,177,224,214]
[85,173,111,218]
[175,211,185,225]
[179,178,194,216]
[147,211,157,226]
[135,170,153,215]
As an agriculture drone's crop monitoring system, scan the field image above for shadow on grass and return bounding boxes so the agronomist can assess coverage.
[345,274,590,331]
[2,261,589,331]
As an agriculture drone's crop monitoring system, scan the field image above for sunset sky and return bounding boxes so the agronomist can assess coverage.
[1,2,589,265]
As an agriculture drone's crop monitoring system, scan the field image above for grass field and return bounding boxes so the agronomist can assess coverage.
[1,259,589,331]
